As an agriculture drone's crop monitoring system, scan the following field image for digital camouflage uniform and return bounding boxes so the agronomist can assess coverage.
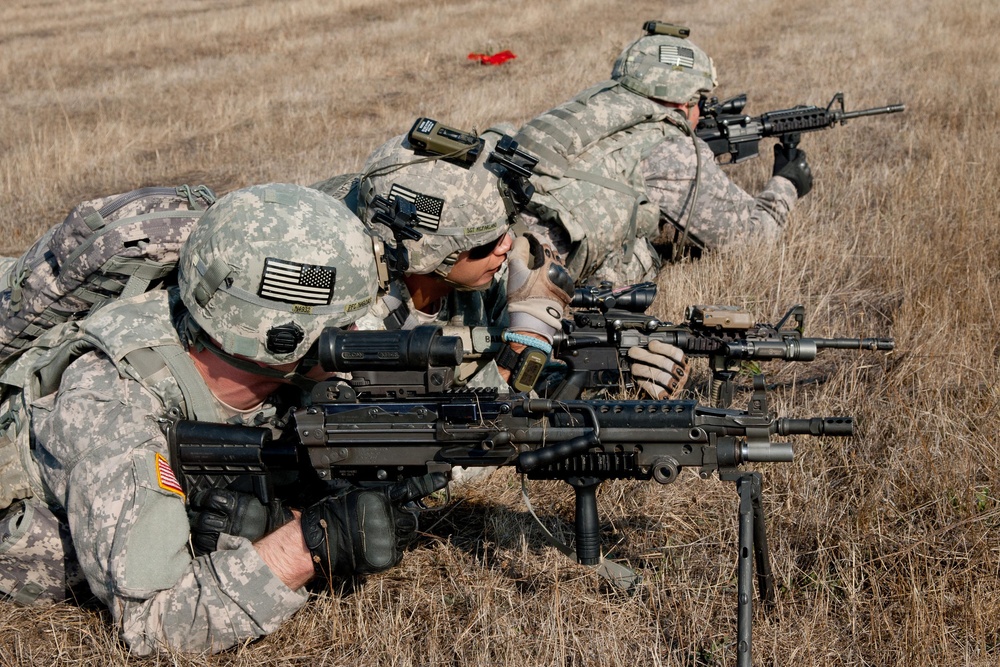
[0,184,380,654]
[516,86,799,287]
[514,26,801,287]
[513,81,675,286]
[0,291,307,654]
[642,125,798,251]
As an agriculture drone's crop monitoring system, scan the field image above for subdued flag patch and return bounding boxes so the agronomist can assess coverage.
[258,257,336,306]
[659,45,695,69]
[155,453,185,498]
[389,184,444,231]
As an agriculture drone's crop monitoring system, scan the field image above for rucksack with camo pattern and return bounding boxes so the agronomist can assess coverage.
[0,184,216,371]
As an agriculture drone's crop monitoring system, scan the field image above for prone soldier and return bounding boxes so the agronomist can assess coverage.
[514,21,813,285]
[0,184,445,653]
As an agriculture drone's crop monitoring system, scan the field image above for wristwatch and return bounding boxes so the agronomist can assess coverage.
[495,343,548,392]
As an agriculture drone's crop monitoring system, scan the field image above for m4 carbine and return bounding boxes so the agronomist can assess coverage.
[165,325,854,667]
[695,92,905,163]
[553,285,894,406]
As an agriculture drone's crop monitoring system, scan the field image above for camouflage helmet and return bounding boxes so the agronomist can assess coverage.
[357,127,530,277]
[611,22,717,104]
[178,183,378,366]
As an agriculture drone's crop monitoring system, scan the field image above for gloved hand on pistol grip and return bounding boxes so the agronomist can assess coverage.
[506,233,575,343]
[187,488,293,556]
[627,340,691,400]
[772,143,813,197]
[299,472,448,582]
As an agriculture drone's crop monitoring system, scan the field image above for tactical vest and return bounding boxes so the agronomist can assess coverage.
[514,81,688,282]
[0,289,223,510]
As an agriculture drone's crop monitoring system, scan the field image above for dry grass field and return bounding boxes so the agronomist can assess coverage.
[1,0,999,664]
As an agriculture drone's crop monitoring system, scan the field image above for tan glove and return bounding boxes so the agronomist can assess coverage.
[506,233,574,343]
[627,340,690,400]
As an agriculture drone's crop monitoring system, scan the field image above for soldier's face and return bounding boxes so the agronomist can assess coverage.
[686,102,701,127]
[445,231,513,288]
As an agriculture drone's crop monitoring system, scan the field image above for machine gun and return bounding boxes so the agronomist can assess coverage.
[165,324,854,667]
[695,92,905,163]
[553,283,894,406]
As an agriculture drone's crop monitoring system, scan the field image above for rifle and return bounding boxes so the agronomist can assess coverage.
[552,283,894,406]
[165,324,854,667]
[695,92,905,163]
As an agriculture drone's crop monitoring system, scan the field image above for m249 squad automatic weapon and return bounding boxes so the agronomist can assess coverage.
[165,324,855,667]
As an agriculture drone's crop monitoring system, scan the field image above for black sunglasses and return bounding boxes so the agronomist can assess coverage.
[466,231,509,260]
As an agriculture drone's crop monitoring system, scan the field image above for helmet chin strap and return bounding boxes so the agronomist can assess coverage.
[432,262,496,292]
[448,278,495,293]
[183,317,318,391]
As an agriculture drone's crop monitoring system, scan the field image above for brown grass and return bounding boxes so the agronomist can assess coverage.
[2,0,999,664]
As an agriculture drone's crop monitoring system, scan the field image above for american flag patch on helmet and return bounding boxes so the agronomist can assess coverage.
[258,258,336,306]
[389,184,444,231]
[155,453,185,498]
[659,45,695,68]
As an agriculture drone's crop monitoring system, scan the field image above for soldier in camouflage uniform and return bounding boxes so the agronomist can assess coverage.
[514,22,813,286]
[316,127,576,392]
[0,184,444,654]
[314,126,691,403]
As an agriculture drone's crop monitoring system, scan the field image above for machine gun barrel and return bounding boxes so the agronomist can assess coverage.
[163,322,862,667]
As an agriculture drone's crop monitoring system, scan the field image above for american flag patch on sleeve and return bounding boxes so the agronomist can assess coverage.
[388,184,445,231]
[659,45,695,68]
[155,453,185,498]
[258,257,337,306]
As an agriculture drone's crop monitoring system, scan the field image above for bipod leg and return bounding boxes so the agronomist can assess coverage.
[733,473,756,667]
[750,473,776,606]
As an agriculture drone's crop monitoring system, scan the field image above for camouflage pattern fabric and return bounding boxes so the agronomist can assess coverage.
[611,31,717,104]
[26,333,305,651]
[516,96,799,286]
[0,257,17,285]
[513,82,677,284]
[358,130,515,276]
[179,184,378,365]
[642,130,798,250]
[0,499,86,605]
[0,186,214,369]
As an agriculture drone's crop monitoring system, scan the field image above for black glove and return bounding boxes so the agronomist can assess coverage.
[772,143,813,197]
[300,472,448,581]
[187,488,293,556]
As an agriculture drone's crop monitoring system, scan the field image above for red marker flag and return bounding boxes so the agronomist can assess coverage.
[467,50,517,66]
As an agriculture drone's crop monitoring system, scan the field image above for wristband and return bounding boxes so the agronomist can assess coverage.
[502,330,553,356]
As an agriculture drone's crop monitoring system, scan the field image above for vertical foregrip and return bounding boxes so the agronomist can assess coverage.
[569,477,602,565]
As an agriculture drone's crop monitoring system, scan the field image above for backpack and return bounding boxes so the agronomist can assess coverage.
[0,184,216,372]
